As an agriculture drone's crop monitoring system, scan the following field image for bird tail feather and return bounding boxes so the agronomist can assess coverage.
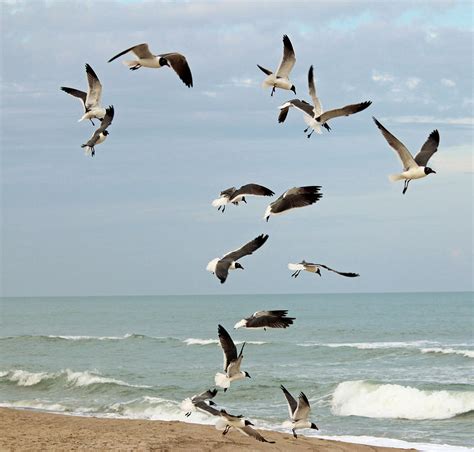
[180,398,194,413]
[214,373,230,389]
[123,60,138,68]
[212,197,228,207]
[389,173,404,182]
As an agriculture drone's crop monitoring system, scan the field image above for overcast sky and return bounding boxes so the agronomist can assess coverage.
[1,0,472,297]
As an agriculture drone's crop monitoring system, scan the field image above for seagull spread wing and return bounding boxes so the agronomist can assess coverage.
[84,63,102,109]
[373,117,417,170]
[317,101,371,123]
[275,35,296,78]
[414,129,440,167]
[60,87,87,111]
[280,385,298,419]
[228,184,274,202]
[223,234,269,262]
[160,52,193,87]
[194,401,220,417]
[308,66,322,117]
[218,324,237,372]
[239,425,275,443]
[293,392,311,421]
[108,43,153,63]
[317,264,359,277]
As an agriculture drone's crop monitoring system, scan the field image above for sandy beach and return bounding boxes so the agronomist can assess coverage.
[0,408,414,452]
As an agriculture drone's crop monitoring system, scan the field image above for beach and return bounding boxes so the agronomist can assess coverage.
[0,408,413,451]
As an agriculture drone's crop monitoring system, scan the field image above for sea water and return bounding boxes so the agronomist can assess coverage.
[1,292,472,451]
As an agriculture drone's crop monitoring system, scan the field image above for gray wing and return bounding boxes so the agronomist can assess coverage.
[220,187,237,198]
[284,186,322,197]
[373,117,417,170]
[215,259,232,284]
[414,130,440,166]
[293,392,311,421]
[317,264,359,278]
[84,63,102,109]
[271,187,323,214]
[257,64,273,76]
[226,354,243,377]
[60,87,87,111]
[194,401,220,417]
[82,105,114,147]
[317,101,371,123]
[108,43,153,62]
[246,313,294,329]
[229,184,274,202]
[218,324,237,371]
[191,388,218,403]
[239,425,275,443]
[275,35,296,77]
[223,234,269,261]
[160,53,193,87]
[308,66,322,116]
[280,385,297,418]
[279,99,315,123]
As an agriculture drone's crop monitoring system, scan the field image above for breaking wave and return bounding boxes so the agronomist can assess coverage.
[331,380,474,420]
[0,334,176,342]
[183,338,267,346]
[421,348,474,359]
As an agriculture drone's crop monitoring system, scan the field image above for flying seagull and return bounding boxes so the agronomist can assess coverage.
[60,63,106,125]
[216,410,275,443]
[258,35,296,97]
[373,117,439,194]
[81,105,114,157]
[212,184,275,212]
[207,234,269,284]
[107,43,193,87]
[264,186,322,222]
[181,389,220,418]
[288,261,359,278]
[279,66,372,137]
[214,324,251,391]
[280,385,318,438]
[234,310,295,330]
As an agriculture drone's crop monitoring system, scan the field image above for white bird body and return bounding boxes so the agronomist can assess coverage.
[262,74,293,91]
[390,166,428,182]
[79,107,106,123]
[214,370,246,389]
[206,258,238,273]
[123,57,164,69]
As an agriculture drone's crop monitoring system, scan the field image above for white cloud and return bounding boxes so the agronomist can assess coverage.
[432,144,474,174]
[441,78,456,88]
[406,77,421,90]
[202,91,217,98]
[371,70,394,83]
[229,77,258,88]
[385,116,474,126]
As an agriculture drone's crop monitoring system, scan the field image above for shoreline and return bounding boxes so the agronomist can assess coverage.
[0,407,415,451]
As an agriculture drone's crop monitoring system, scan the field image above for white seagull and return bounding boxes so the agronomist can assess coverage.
[60,63,106,125]
[258,35,296,97]
[181,388,220,418]
[280,385,318,438]
[264,186,322,222]
[214,324,250,391]
[373,117,439,194]
[207,234,269,284]
[212,184,275,212]
[108,43,193,87]
[234,310,295,330]
[216,409,275,443]
[288,261,359,278]
[81,105,114,157]
[279,65,372,137]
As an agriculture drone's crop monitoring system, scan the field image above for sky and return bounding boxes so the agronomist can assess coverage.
[0,0,472,297]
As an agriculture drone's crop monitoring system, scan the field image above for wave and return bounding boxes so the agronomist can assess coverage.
[0,333,175,342]
[331,380,474,420]
[183,338,267,346]
[0,369,152,389]
[421,348,474,359]
[298,340,435,349]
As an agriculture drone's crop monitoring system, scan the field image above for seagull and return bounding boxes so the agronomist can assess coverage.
[214,324,250,391]
[107,43,193,87]
[280,385,319,438]
[60,64,106,125]
[279,66,372,137]
[288,261,359,278]
[206,234,269,284]
[216,410,275,443]
[257,35,296,97]
[234,310,295,330]
[212,184,275,212]
[181,389,220,418]
[264,186,322,222]
[81,105,114,157]
[373,117,439,194]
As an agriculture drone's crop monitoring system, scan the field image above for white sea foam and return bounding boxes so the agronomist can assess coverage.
[298,340,435,349]
[0,400,70,412]
[183,338,266,346]
[64,370,151,388]
[2,369,53,386]
[421,348,474,359]
[331,380,474,420]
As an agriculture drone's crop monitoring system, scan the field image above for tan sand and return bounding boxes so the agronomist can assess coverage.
[0,408,415,452]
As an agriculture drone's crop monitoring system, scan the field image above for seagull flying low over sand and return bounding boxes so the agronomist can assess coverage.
[216,409,275,443]
[280,385,319,438]
[107,43,193,87]
[373,117,439,194]
[215,324,251,391]
[234,310,295,330]
[279,65,372,138]
[207,234,269,284]
[181,388,220,418]
[60,63,106,125]
[212,184,275,212]
[288,261,360,278]
[264,186,322,222]
[81,105,114,157]
[258,35,296,97]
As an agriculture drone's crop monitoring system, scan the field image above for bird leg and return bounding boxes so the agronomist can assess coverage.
[185,412,191,417]
[402,179,411,195]
[91,147,95,157]
[222,425,230,435]
[129,64,141,71]
[242,197,247,204]
[89,119,95,126]
[292,429,298,439]
[304,127,309,133]
[271,86,276,97]
[307,129,315,139]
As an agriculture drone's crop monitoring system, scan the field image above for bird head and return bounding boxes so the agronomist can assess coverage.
[291,85,296,94]
[311,423,319,430]
[235,262,244,270]
[244,371,251,379]
[424,167,436,175]
[103,130,109,136]
[159,57,170,67]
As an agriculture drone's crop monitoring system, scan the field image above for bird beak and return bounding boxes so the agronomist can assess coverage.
[432,170,437,174]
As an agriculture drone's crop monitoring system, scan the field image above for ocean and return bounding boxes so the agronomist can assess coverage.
[1,292,473,451]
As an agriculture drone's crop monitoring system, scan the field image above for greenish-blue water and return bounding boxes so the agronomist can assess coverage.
[1,292,473,450]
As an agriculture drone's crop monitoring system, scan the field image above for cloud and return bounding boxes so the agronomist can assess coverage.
[202,91,217,98]
[371,71,395,83]
[228,77,258,88]
[406,77,421,90]
[385,116,474,126]
[441,78,456,88]
[432,145,474,174]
